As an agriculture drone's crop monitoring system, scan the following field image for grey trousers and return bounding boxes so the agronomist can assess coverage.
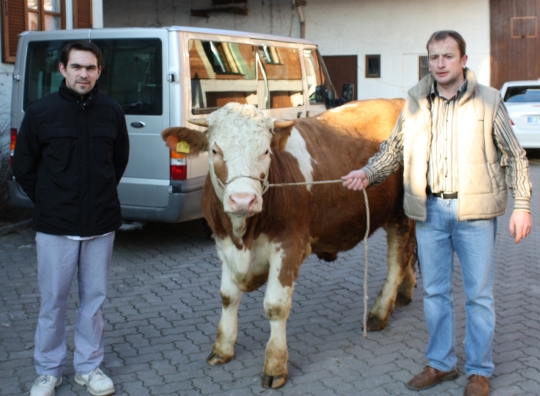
[34,232,115,376]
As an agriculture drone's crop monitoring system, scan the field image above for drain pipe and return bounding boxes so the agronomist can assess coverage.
[292,0,306,38]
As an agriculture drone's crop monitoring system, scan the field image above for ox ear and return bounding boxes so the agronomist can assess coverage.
[271,120,295,152]
[161,127,209,156]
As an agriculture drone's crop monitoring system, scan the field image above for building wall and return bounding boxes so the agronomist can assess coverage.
[103,0,490,100]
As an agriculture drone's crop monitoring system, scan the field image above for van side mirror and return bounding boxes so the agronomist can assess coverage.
[342,83,354,103]
[315,85,325,103]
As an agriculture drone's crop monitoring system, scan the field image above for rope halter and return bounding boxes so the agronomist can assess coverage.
[209,160,270,203]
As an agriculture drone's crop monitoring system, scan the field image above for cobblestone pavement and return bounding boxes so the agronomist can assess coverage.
[2,164,540,396]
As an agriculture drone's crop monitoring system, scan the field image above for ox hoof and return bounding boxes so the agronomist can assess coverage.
[395,294,412,306]
[366,315,388,332]
[262,373,288,389]
[206,351,233,366]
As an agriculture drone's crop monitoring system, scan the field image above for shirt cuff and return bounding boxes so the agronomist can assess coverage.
[362,165,378,185]
[514,197,531,213]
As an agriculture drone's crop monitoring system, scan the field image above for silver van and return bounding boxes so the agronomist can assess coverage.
[9,26,340,223]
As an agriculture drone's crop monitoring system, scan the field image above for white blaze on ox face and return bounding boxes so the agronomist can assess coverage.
[206,103,275,216]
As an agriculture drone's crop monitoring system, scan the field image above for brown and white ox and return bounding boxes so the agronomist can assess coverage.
[162,100,416,389]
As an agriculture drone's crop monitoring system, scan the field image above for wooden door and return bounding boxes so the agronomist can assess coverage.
[490,0,540,89]
[322,55,357,100]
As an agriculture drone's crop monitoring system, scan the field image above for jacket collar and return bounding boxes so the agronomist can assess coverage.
[59,79,99,107]
[408,68,478,106]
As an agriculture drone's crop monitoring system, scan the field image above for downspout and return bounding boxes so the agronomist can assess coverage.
[292,0,306,38]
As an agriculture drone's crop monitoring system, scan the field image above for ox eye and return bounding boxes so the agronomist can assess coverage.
[264,150,269,155]
[212,149,217,154]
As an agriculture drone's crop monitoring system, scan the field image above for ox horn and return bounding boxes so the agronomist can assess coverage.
[187,118,209,127]
[273,120,294,129]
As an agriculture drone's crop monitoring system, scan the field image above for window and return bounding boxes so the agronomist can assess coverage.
[260,45,282,65]
[2,0,66,63]
[189,39,257,114]
[257,45,304,109]
[188,40,304,113]
[365,55,380,78]
[419,56,430,80]
[96,38,163,115]
[27,0,63,31]
[504,86,540,102]
[303,49,337,107]
[24,39,163,115]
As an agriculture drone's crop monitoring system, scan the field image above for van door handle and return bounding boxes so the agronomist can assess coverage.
[297,112,302,118]
[131,121,146,128]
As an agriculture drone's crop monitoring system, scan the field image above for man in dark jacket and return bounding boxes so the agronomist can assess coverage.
[13,40,129,396]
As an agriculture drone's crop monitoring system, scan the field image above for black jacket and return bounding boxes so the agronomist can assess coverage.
[12,81,130,236]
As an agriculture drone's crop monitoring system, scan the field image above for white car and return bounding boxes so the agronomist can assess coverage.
[500,80,540,148]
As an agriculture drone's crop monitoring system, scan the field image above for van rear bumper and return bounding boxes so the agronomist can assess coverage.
[9,180,204,224]
[121,190,204,223]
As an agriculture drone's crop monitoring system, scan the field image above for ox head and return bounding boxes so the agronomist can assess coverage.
[162,103,293,218]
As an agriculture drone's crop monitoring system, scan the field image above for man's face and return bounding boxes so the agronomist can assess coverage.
[59,49,102,96]
[428,37,468,89]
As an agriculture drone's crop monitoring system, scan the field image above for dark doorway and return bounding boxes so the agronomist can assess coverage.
[322,55,358,101]
[490,0,540,89]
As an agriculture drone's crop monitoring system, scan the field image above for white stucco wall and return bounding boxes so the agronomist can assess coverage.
[103,0,490,100]
[306,0,490,99]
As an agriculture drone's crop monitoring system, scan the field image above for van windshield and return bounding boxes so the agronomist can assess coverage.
[24,38,163,115]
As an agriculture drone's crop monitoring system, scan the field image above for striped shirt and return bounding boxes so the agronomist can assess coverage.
[363,82,532,212]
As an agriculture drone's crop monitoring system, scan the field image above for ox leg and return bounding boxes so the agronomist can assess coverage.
[396,226,417,306]
[261,253,295,389]
[367,218,416,331]
[207,262,243,366]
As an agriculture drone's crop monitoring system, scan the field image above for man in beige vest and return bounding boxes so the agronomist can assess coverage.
[342,30,532,396]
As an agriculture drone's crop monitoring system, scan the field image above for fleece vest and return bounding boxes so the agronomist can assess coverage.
[402,69,507,221]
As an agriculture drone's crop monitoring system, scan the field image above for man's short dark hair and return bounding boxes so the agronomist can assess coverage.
[426,30,466,58]
[60,40,102,67]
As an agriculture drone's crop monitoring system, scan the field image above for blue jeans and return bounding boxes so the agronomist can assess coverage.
[416,196,496,377]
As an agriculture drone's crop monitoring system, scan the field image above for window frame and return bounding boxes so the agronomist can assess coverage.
[2,0,66,63]
[419,55,430,80]
[365,54,381,78]
[26,0,66,32]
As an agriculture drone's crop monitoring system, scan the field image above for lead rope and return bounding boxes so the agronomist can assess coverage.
[266,179,370,338]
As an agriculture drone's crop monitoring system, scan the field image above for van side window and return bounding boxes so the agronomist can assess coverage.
[24,40,67,109]
[94,38,162,115]
[257,46,304,109]
[189,40,257,114]
[303,49,325,104]
[303,49,336,108]
[23,38,163,115]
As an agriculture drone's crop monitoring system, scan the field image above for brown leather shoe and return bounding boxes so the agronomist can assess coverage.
[406,366,459,391]
[464,375,490,396]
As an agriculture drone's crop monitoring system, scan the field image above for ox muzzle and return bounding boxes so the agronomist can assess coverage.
[216,175,269,217]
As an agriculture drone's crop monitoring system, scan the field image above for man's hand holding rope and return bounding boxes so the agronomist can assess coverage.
[342,169,370,191]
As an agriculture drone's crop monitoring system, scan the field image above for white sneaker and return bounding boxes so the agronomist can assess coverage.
[30,375,62,396]
[75,368,115,396]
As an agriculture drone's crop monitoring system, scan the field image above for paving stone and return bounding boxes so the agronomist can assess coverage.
[2,164,540,394]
